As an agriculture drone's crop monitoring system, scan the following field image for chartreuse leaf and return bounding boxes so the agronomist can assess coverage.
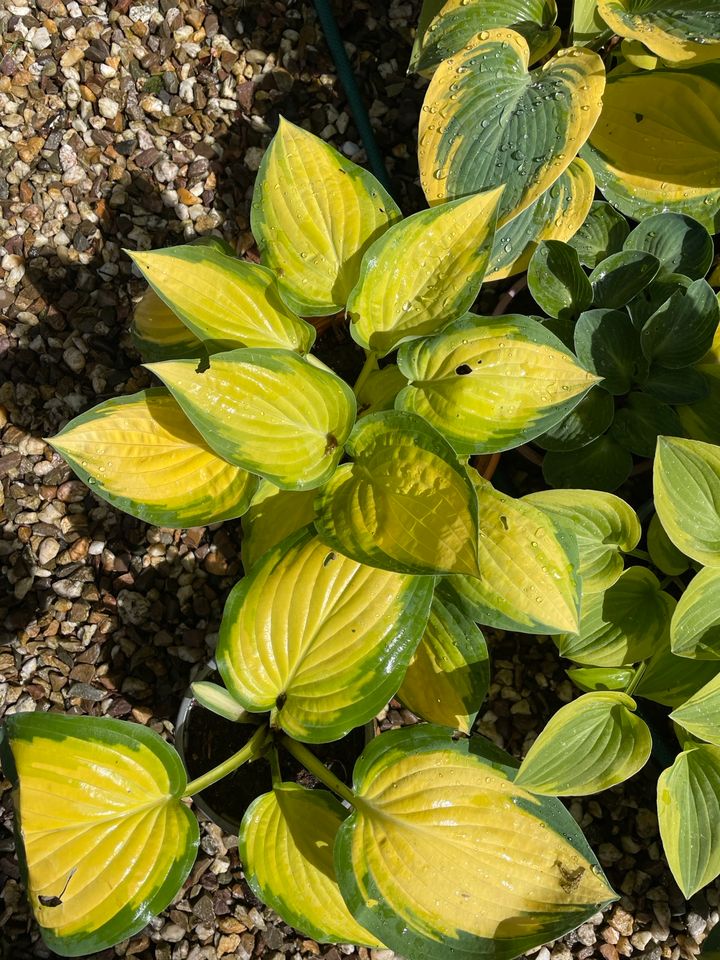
[0,713,198,957]
[347,187,503,357]
[654,437,720,566]
[609,393,683,458]
[678,366,720,444]
[251,118,400,317]
[535,389,615,452]
[567,665,635,693]
[239,785,381,946]
[671,567,720,659]
[589,251,660,310]
[129,245,315,354]
[543,435,634,493]
[624,213,713,280]
[418,29,605,221]
[411,0,560,74]
[486,160,596,282]
[658,745,720,898]
[583,65,720,232]
[597,0,720,65]
[574,308,641,395]
[636,633,719,707]
[568,201,629,269]
[641,279,720,368]
[515,692,651,796]
[49,389,258,528]
[131,287,203,362]
[190,682,252,722]
[556,567,675,666]
[572,0,610,43]
[217,527,433,743]
[241,480,316,571]
[450,476,581,634]
[356,365,407,418]
[335,725,616,960]
[147,349,356,491]
[396,314,599,455]
[647,513,690,577]
[315,411,481,577]
[523,489,641,594]
[527,241,593,321]
[672,674,720,746]
[397,586,489,734]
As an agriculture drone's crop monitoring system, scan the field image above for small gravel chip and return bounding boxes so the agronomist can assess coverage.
[98,97,118,120]
[31,27,52,50]
[68,683,106,702]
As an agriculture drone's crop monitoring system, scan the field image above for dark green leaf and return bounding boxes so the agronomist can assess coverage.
[609,393,683,458]
[627,274,691,331]
[624,213,714,280]
[535,388,615,452]
[639,365,709,405]
[574,308,641,395]
[641,279,720,369]
[527,240,593,322]
[569,201,629,269]
[543,436,634,492]
[589,251,660,310]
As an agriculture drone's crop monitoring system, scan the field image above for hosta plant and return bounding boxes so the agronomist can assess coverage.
[0,121,616,958]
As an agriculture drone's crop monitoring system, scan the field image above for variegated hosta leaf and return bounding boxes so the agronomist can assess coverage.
[356,364,408,418]
[635,633,719,707]
[217,527,434,742]
[347,187,503,357]
[556,567,676,666]
[584,64,720,232]
[658,745,720,897]
[314,411,481,577]
[251,118,401,316]
[49,388,259,528]
[485,159,596,282]
[411,0,560,75]
[515,692,651,796]
[190,681,252,722]
[671,567,720,659]
[129,245,315,353]
[597,0,720,65]
[335,726,616,960]
[451,476,581,634]
[418,29,605,223]
[671,673,720,746]
[147,349,356,491]
[654,436,720,566]
[524,489,641,594]
[0,713,198,957]
[397,585,490,734]
[131,287,203,362]
[239,785,381,946]
[396,314,599,455]
[241,480,317,571]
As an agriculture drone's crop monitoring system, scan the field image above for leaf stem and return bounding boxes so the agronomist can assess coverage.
[280,736,358,807]
[353,351,378,397]
[268,742,283,789]
[492,276,527,317]
[627,548,651,562]
[183,724,270,798]
[625,662,646,697]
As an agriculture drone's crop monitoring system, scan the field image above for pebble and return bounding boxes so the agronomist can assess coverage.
[98,97,119,120]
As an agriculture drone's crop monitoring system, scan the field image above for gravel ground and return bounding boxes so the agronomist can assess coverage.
[1,1,719,958]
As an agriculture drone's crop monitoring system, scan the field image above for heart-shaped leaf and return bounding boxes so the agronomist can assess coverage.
[583,64,720,232]
[654,436,720,566]
[251,118,401,316]
[147,349,356,491]
[217,527,433,742]
[597,0,720,64]
[129,245,315,353]
[451,475,581,634]
[396,314,599,455]
[528,240,593,321]
[397,585,489,734]
[335,725,616,960]
[658,746,720,898]
[347,187,503,357]
[641,279,720,368]
[314,411,481,577]
[609,392,683,458]
[624,213,713,280]
[0,713,198,957]
[589,250,660,310]
[671,673,720,746]
[418,29,605,222]
[543,436,634,492]
[239,785,381,946]
[131,287,203,362]
[515,692,651,795]
[574,308,641,395]
[647,513,690,577]
[556,567,675,666]
[670,567,720,659]
[241,481,317,571]
[568,201,629,269]
[49,389,259,528]
[524,488,641,594]
[535,388,615,452]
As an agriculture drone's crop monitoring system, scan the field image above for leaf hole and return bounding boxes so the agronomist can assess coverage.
[323,551,337,566]
[276,693,287,710]
[455,364,473,376]
[324,433,339,455]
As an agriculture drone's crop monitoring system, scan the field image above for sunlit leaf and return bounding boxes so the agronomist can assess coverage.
[49,389,259,528]
[597,0,720,65]
[241,480,316,571]
[589,250,660,310]
[190,682,252,723]
[624,213,713,280]
[671,567,720,660]
[567,665,635,693]
[671,673,720,746]
[568,201,629,269]
[0,713,198,957]
[347,187,503,357]
[515,692,651,795]
[418,29,605,222]
[131,287,203,362]
[356,365,408,418]
[146,349,356,491]
[335,725,616,960]
[217,527,433,742]
[572,0,610,43]
[636,633,719,707]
